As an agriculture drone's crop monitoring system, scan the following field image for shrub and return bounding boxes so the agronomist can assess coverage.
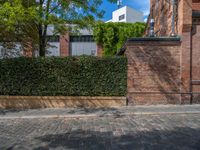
[0,56,127,96]
[93,22,146,56]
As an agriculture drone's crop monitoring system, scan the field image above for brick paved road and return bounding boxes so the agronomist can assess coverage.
[0,114,200,150]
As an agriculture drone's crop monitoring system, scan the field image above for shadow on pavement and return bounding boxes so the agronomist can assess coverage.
[0,107,125,118]
[0,109,29,115]
[33,127,200,150]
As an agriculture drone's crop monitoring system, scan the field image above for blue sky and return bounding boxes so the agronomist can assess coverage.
[101,0,150,22]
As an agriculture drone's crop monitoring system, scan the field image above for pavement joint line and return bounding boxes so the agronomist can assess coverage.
[0,111,200,119]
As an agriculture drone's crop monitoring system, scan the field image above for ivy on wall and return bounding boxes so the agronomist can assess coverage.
[93,22,146,56]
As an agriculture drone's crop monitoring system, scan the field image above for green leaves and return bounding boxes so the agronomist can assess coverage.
[0,0,118,56]
[93,22,146,56]
[0,56,127,96]
[0,0,36,31]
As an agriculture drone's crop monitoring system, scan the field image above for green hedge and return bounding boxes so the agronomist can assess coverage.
[0,56,127,96]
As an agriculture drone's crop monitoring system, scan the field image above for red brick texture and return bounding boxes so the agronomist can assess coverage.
[22,39,34,57]
[132,0,200,105]
[125,41,183,105]
[147,0,200,35]
[193,0,200,10]
[60,33,70,57]
[149,0,176,36]
[192,24,200,103]
[97,44,103,57]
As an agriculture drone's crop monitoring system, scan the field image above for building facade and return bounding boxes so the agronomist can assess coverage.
[149,0,200,101]
[125,0,200,105]
[106,6,144,23]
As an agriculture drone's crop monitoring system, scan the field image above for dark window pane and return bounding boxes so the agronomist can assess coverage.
[119,14,125,21]
[70,35,95,42]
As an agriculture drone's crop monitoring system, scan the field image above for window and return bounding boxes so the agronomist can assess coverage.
[119,14,125,21]
[70,35,95,42]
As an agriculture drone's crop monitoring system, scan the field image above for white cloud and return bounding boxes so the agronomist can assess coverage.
[142,9,150,16]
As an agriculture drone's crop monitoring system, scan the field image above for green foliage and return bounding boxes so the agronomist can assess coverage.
[0,0,36,31]
[93,22,146,56]
[0,0,118,56]
[0,56,127,96]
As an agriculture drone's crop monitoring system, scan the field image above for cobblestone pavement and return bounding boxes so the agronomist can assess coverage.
[0,113,200,150]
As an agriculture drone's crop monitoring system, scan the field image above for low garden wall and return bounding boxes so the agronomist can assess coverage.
[0,56,127,108]
[0,96,126,108]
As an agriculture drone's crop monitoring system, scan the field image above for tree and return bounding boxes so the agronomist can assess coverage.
[0,0,38,57]
[0,0,117,57]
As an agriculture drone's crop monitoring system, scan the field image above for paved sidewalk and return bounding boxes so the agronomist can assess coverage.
[0,113,200,150]
[0,105,200,150]
[0,104,200,119]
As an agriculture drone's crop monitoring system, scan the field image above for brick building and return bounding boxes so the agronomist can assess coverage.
[125,0,200,105]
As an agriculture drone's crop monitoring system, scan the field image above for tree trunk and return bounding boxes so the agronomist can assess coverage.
[38,0,50,57]
[38,24,46,57]
[39,40,46,57]
[38,0,46,57]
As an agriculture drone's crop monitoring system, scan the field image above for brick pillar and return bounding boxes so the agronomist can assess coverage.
[23,48,33,57]
[192,0,200,11]
[22,39,33,57]
[178,0,193,103]
[125,38,182,105]
[60,32,70,57]
[192,24,200,103]
[97,44,103,57]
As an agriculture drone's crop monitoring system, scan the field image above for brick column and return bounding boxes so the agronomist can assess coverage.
[60,32,70,57]
[97,44,103,57]
[178,0,193,103]
[22,39,33,57]
[192,24,200,103]
[125,38,181,105]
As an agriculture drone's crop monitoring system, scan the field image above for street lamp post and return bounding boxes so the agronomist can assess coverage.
[171,0,176,37]
[149,18,155,37]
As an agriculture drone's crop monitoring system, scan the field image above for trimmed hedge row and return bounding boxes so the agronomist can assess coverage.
[0,56,127,96]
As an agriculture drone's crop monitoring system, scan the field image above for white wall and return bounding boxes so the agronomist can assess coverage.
[112,6,127,22]
[70,42,97,56]
[108,6,144,23]
[0,43,23,59]
[126,6,143,23]
[46,42,60,57]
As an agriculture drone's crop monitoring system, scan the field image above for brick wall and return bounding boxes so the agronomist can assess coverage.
[192,24,200,103]
[60,33,70,57]
[141,0,200,104]
[0,96,126,109]
[148,0,200,36]
[193,0,200,11]
[149,0,176,36]
[125,39,183,105]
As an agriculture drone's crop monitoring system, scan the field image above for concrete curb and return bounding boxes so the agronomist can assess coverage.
[0,110,200,119]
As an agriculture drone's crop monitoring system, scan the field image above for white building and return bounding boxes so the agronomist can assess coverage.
[106,6,144,23]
